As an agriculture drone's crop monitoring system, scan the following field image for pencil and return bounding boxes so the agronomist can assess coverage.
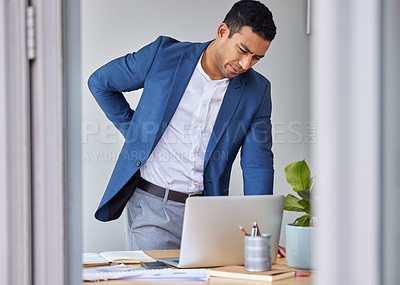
[238,225,248,236]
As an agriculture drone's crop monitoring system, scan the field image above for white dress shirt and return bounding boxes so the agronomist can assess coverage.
[140,55,230,193]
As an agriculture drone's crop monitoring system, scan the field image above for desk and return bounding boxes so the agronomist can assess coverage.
[83,250,313,284]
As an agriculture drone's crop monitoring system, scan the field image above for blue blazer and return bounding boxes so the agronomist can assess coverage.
[88,36,274,222]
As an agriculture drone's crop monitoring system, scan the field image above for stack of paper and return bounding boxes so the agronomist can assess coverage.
[83,264,210,282]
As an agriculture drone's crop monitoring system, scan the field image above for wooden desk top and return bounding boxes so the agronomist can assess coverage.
[83,250,314,285]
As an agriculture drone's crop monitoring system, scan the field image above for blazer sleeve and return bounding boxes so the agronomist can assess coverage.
[87,36,163,137]
[240,81,274,195]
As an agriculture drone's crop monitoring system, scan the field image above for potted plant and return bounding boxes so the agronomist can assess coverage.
[284,159,315,272]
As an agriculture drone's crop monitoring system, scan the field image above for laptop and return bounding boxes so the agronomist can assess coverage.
[158,195,284,268]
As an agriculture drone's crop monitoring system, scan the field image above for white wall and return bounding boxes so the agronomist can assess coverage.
[81,0,310,252]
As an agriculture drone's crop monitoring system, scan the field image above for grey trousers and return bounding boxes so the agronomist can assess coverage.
[125,188,186,250]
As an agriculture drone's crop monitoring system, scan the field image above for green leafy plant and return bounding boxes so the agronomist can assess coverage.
[284,160,315,227]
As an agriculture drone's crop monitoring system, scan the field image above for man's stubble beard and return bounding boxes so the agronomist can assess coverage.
[214,45,231,79]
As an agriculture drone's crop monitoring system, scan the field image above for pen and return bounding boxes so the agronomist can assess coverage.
[251,223,257,236]
[239,225,248,236]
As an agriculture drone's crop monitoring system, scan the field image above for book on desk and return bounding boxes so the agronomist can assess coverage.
[209,265,294,282]
[83,250,154,267]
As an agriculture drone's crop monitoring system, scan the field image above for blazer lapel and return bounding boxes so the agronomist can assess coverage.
[204,75,247,168]
[151,41,211,151]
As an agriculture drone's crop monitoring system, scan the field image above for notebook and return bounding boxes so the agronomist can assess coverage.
[158,195,284,268]
[83,250,153,267]
[210,265,294,282]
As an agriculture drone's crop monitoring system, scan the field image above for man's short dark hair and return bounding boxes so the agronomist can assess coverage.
[223,0,277,41]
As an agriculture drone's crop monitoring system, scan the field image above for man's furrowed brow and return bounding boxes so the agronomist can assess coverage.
[240,43,264,58]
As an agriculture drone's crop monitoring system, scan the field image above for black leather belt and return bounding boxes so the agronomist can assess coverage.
[137,178,204,203]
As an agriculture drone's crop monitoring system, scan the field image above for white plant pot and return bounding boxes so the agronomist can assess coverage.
[285,224,314,271]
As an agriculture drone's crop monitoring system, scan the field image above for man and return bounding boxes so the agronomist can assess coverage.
[88,0,276,250]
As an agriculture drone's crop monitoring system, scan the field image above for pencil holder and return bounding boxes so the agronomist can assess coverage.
[244,234,272,272]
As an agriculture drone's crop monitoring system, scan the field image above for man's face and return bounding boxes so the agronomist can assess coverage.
[214,25,271,79]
